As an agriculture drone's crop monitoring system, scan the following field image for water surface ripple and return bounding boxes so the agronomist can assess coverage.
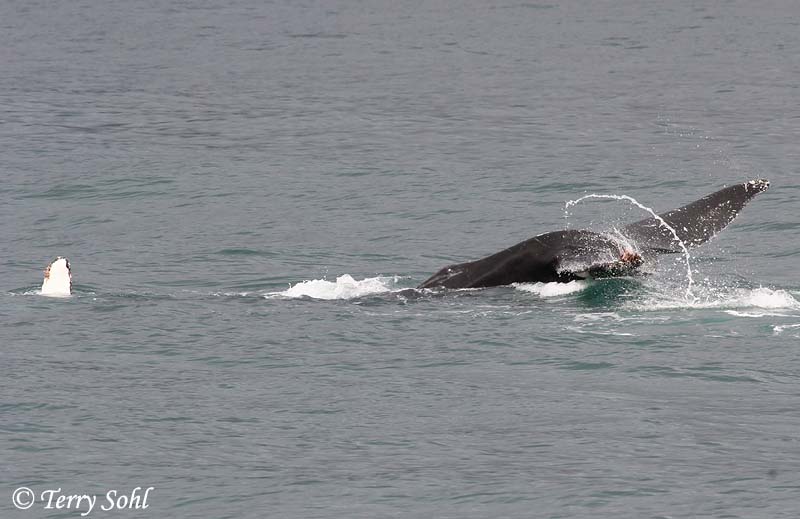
[2,1,800,518]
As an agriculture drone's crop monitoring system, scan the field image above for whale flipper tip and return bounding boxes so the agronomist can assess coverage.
[747,179,770,192]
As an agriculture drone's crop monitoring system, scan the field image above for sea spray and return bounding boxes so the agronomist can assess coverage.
[268,275,398,300]
[565,194,696,300]
[513,280,591,297]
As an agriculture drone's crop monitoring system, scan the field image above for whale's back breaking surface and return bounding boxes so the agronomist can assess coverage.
[41,257,72,297]
[418,230,623,289]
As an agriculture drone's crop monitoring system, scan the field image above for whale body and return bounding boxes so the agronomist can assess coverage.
[418,179,769,289]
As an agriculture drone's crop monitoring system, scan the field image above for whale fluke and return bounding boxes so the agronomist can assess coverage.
[623,179,770,253]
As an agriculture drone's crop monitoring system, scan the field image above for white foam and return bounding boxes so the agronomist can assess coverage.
[773,323,800,335]
[725,310,787,318]
[574,312,622,322]
[740,287,800,309]
[632,287,800,312]
[269,274,397,300]
[513,280,591,297]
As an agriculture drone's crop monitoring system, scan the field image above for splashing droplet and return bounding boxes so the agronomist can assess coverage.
[564,194,696,300]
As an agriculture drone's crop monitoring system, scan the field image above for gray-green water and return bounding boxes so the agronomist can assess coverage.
[3,1,800,518]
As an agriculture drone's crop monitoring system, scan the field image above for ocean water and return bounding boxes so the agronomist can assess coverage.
[3,1,800,517]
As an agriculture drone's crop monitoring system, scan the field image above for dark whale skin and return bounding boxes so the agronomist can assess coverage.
[418,230,626,289]
[419,180,769,290]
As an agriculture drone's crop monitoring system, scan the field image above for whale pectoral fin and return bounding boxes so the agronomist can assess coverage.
[623,179,769,252]
[41,257,72,297]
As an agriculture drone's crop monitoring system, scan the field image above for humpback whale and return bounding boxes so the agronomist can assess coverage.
[418,179,769,289]
[41,257,72,296]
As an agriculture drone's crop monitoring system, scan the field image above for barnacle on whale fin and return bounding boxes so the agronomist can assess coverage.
[746,179,770,192]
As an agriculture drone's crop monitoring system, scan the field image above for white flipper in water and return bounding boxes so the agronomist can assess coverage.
[41,257,72,297]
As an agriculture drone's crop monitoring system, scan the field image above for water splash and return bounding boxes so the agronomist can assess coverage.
[267,274,398,300]
[565,194,696,300]
[513,280,591,297]
[774,323,800,335]
[628,286,800,312]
